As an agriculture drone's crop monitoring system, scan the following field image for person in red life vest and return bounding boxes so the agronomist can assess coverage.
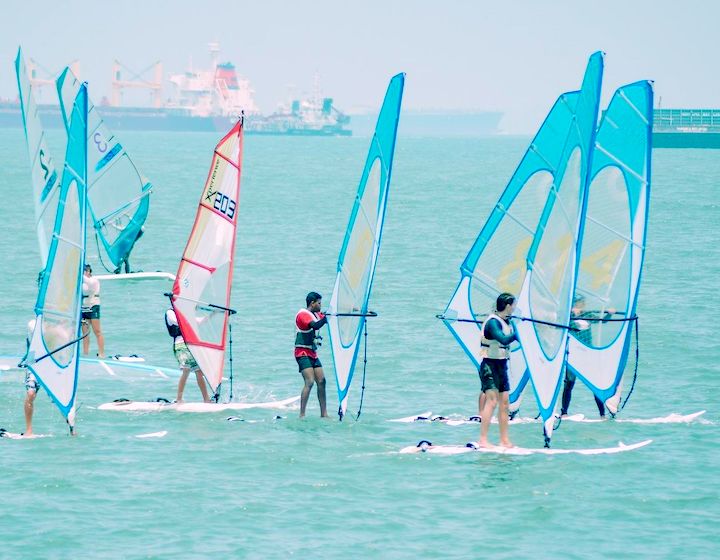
[295,291,329,418]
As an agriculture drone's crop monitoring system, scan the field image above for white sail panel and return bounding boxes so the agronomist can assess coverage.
[15,47,62,265]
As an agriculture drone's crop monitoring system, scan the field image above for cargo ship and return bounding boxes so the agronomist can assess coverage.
[0,43,352,136]
[653,108,720,148]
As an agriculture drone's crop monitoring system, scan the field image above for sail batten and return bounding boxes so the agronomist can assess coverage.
[327,73,405,418]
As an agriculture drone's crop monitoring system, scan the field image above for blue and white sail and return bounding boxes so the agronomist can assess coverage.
[514,52,604,445]
[15,47,62,265]
[327,73,404,418]
[56,68,151,272]
[440,90,594,411]
[567,81,653,415]
[23,83,88,430]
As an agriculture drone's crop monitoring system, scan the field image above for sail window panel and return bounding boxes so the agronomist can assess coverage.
[41,182,82,366]
[356,159,382,239]
[337,272,364,347]
[530,147,582,357]
[184,207,235,266]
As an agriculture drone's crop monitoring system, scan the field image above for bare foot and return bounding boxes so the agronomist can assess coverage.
[500,440,514,448]
[299,414,305,419]
[479,439,493,448]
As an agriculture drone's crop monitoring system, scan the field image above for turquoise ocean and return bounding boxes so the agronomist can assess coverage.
[0,128,717,558]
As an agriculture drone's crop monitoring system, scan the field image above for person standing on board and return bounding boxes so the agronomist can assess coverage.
[165,308,210,403]
[295,292,329,418]
[560,295,615,419]
[81,264,105,358]
[478,292,518,448]
[23,318,39,436]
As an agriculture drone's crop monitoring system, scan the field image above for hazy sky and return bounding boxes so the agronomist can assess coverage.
[1,0,717,132]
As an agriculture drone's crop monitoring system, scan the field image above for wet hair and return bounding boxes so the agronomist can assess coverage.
[84,264,92,272]
[496,292,515,313]
[306,291,322,307]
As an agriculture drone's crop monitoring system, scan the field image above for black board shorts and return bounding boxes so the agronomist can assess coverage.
[479,358,510,393]
[296,356,322,372]
[82,305,100,320]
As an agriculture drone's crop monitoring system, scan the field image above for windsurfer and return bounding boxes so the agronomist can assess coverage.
[81,264,105,358]
[165,308,210,403]
[23,319,39,436]
[295,292,328,418]
[478,293,517,448]
[561,295,615,418]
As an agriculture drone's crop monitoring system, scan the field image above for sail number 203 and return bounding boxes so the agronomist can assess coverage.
[213,193,236,219]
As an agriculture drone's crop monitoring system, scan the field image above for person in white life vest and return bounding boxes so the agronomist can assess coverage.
[81,264,105,358]
[478,292,518,448]
[165,308,210,403]
[295,291,328,418]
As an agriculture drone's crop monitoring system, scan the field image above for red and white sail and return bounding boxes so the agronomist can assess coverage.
[170,119,243,392]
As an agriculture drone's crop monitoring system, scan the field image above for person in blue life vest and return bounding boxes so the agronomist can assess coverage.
[478,292,518,448]
[295,292,328,418]
[165,308,210,403]
[561,294,616,419]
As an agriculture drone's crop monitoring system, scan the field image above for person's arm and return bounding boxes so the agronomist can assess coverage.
[485,318,517,345]
[309,313,327,330]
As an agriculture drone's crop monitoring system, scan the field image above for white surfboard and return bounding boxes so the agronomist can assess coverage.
[135,431,168,438]
[0,429,52,440]
[392,410,706,426]
[98,395,300,412]
[400,439,652,456]
[95,271,176,282]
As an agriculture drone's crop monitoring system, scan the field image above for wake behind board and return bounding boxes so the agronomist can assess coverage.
[95,272,176,283]
[392,411,706,426]
[98,395,300,412]
[400,439,653,456]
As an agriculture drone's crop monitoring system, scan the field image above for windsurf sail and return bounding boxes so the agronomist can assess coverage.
[15,47,62,266]
[514,52,604,446]
[438,88,594,413]
[168,119,244,394]
[22,83,88,431]
[567,81,653,415]
[56,68,151,273]
[327,73,405,419]
[328,73,405,420]
[516,52,603,445]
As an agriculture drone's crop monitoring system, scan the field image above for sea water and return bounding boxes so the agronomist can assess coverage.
[0,129,717,558]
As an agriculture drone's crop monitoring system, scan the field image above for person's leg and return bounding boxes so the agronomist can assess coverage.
[478,392,486,418]
[176,368,190,402]
[299,368,315,417]
[195,370,210,402]
[24,390,37,436]
[313,366,327,417]
[499,391,513,447]
[560,371,576,415]
[90,318,105,358]
[81,320,90,355]
[480,389,499,447]
[594,394,606,418]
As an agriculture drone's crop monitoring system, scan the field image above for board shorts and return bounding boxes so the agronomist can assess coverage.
[82,305,100,320]
[479,358,510,393]
[25,371,41,393]
[173,342,200,371]
[296,356,322,372]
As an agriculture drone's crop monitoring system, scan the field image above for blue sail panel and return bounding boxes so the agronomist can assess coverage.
[327,73,405,417]
[57,68,152,271]
[514,52,604,442]
[25,83,88,423]
[568,81,653,413]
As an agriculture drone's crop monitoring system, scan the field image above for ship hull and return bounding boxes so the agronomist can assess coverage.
[652,131,720,149]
